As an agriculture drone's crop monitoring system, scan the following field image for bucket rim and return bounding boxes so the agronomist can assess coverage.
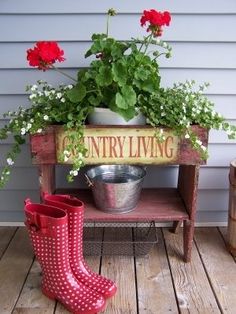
[86,164,146,184]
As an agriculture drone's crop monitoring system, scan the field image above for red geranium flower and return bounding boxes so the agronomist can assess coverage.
[140,9,171,37]
[27,41,65,70]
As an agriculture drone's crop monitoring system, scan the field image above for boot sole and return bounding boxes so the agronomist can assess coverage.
[42,288,105,314]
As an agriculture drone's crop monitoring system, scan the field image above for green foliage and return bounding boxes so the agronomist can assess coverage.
[137,81,236,159]
[0,81,92,186]
[72,33,171,121]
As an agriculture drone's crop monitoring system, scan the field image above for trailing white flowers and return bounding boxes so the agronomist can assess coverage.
[0,81,90,187]
[138,80,236,160]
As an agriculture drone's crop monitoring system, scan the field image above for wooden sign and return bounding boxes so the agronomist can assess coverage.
[56,127,180,165]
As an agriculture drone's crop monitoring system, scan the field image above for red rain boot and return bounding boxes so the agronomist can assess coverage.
[24,199,105,314]
[43,194,117,299]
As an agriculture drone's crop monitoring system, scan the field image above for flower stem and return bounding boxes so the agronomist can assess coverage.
[106,15,110,36]
[51,65,77,83]
[143,34,153,55]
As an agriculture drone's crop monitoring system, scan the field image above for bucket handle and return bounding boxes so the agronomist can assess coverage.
[85,174,94,187]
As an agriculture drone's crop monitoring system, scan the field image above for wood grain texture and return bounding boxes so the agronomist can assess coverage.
[38,164,55,199]
[101,227,137,314]
[0,228,34,314]
[136,229,179,313]
[13,260,55,313]
[56,188,188,222]
[195,228,236,313]
[163,228,220,313]
[0,226,16,259]
[30,126,57,165]
[228,160,236,254]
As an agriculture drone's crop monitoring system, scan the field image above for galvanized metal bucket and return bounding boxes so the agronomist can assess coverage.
[85,165,146,214]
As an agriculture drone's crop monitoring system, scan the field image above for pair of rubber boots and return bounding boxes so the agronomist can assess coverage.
[24,193,117,314]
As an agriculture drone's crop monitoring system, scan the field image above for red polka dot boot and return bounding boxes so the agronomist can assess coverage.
[43,193,117,299]
[24,199,106,314]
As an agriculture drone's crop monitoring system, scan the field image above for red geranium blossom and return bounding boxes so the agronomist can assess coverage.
[27,41,65,70]
[140,9,171,37]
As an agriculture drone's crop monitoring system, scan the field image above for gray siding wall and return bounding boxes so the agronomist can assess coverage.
[0,0,236,224]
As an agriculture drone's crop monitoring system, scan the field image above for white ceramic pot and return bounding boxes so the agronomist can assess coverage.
[87,108,146,125]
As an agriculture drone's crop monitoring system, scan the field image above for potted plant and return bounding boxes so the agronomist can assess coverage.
[0,8,235,187]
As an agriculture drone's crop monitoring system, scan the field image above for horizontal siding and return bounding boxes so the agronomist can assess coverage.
[1,0,236,14]
[2,42,236,69]
[1,69,236,95]
[0,190,40,212]
[1,15,236,43]
[0,2,236,223]
[0,168,38,190]
[0,165,232,191]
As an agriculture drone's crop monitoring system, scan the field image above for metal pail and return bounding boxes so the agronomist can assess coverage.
[85,165,146,214]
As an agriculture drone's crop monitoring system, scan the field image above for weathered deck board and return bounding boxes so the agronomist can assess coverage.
[1,226,236,313]
[101,227,137,313]
[0,226,16,259]
[13,260,55,314]
[0,228,34,314]
[195,228,236,313]
[101,256,137,313]
[135,229,179,313]
[163,228,220,313]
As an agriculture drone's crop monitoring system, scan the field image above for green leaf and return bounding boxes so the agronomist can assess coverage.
[88,95,102,106]
[115,92,127,109]
[14,135,25,145]
[115,86,136,109]
[116,107,137,121]
[112,61,127,86]
[134,67,149,81]
[67,84,86,103]
[96,66,113,86]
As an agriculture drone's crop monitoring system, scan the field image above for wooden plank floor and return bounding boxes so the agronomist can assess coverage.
[0,227,236,314]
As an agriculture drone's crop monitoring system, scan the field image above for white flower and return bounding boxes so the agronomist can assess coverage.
[69,170,78,177]
[56,92,62,99]
[196,139,202,146]
[31,85,38,91]
[43,115,49,121]
[67,85,73,89]
[29,94,36,100]
[30,118,34,123]
[201,145,207,151]
[7,158,14,166]
[64,156,69,162]
[63,150,70,156]
[21,128,26,135]
[44,91,50,97]
[159,128,163,134]
[185,134,190,139]
[27,123,32,130]
[78,152,83,159]
[61,98,66,103]
[63,150,70,161]
[37,128,42,133]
